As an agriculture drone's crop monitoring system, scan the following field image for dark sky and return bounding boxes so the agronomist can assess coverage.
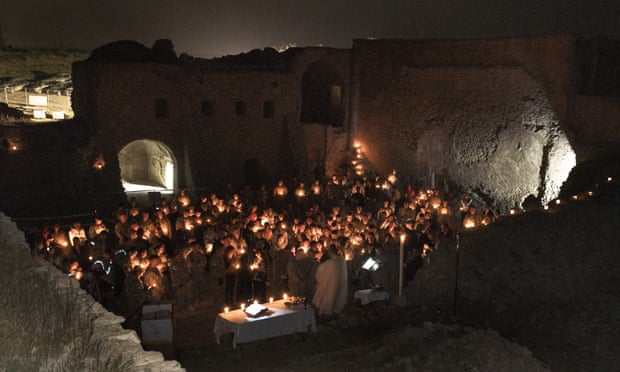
[2,0,619,57]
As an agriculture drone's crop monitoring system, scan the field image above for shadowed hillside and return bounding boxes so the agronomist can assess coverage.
[409,166,620,371]
[0,48,88,80]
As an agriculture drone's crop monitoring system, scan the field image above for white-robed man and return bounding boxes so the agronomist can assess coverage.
[312,245,348,316]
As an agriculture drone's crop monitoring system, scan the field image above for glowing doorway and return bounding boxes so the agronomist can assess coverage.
[118,139,176,196]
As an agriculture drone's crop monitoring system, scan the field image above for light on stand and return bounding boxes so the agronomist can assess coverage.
[361,256,382,272]
[395,232,407,306]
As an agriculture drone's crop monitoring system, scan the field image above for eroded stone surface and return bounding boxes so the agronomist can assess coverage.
[0,212,185,372]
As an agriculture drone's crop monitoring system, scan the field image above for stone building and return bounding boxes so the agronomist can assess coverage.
[67,34,620,210]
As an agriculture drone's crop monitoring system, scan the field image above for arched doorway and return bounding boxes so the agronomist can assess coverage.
[301,59,344,126]
[118,139,176,199]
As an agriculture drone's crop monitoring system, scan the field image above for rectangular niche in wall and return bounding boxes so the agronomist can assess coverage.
[201,101,214,116]
[155,99,169,118]
[263,101,274,119]
[235,101,246,116]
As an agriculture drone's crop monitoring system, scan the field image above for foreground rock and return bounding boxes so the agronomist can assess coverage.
[277,322,549,372]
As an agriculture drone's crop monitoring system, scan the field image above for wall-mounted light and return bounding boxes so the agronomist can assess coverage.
[93,154,105,170]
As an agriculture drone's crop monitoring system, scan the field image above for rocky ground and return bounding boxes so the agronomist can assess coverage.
[140,298,549,372]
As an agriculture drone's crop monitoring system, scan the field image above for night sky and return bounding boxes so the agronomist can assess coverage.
[2,0,619,57]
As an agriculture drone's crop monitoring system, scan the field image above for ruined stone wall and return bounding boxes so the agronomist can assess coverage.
[569,95,620,158]
[301,124,348,179]
[353,36,580,209]
[0,212,184,371]
[353,35,580,127]
[290,47,352,128]
[355,64,574,209]
[73,61,299,191]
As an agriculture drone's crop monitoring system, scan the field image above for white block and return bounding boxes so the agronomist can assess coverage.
[141,304,173,344]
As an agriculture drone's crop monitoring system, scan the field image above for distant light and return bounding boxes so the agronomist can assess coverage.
[608,177,613,183]
[571,195,578,201]
[93,154,105,170]
[555,199,561,205]
[33,110,46,119]
[52,111,65,120]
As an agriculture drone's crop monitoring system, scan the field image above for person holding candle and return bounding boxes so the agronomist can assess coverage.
[209,244,227,311]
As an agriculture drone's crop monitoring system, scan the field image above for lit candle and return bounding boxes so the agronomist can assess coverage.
[253,299,258,305]
[283,293,288,301]
[269,297,274,303]
[464,220,476,229]
[240,303,245,311]
[224,306,229,314]
[387,171,397,184]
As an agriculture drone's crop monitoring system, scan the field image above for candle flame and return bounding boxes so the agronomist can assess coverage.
[463,219,476,229]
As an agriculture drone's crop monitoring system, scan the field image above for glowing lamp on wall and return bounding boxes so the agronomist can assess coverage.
[93,154,105,170]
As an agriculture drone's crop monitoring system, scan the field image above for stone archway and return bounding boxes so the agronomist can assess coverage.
[301,59,344,126]
[118,139,176,196]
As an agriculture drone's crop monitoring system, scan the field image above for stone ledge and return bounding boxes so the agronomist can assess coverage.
[0,211,185,372]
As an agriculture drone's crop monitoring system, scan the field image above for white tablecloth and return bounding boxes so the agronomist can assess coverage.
[213,300,316,348]
[354,289,390,305]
